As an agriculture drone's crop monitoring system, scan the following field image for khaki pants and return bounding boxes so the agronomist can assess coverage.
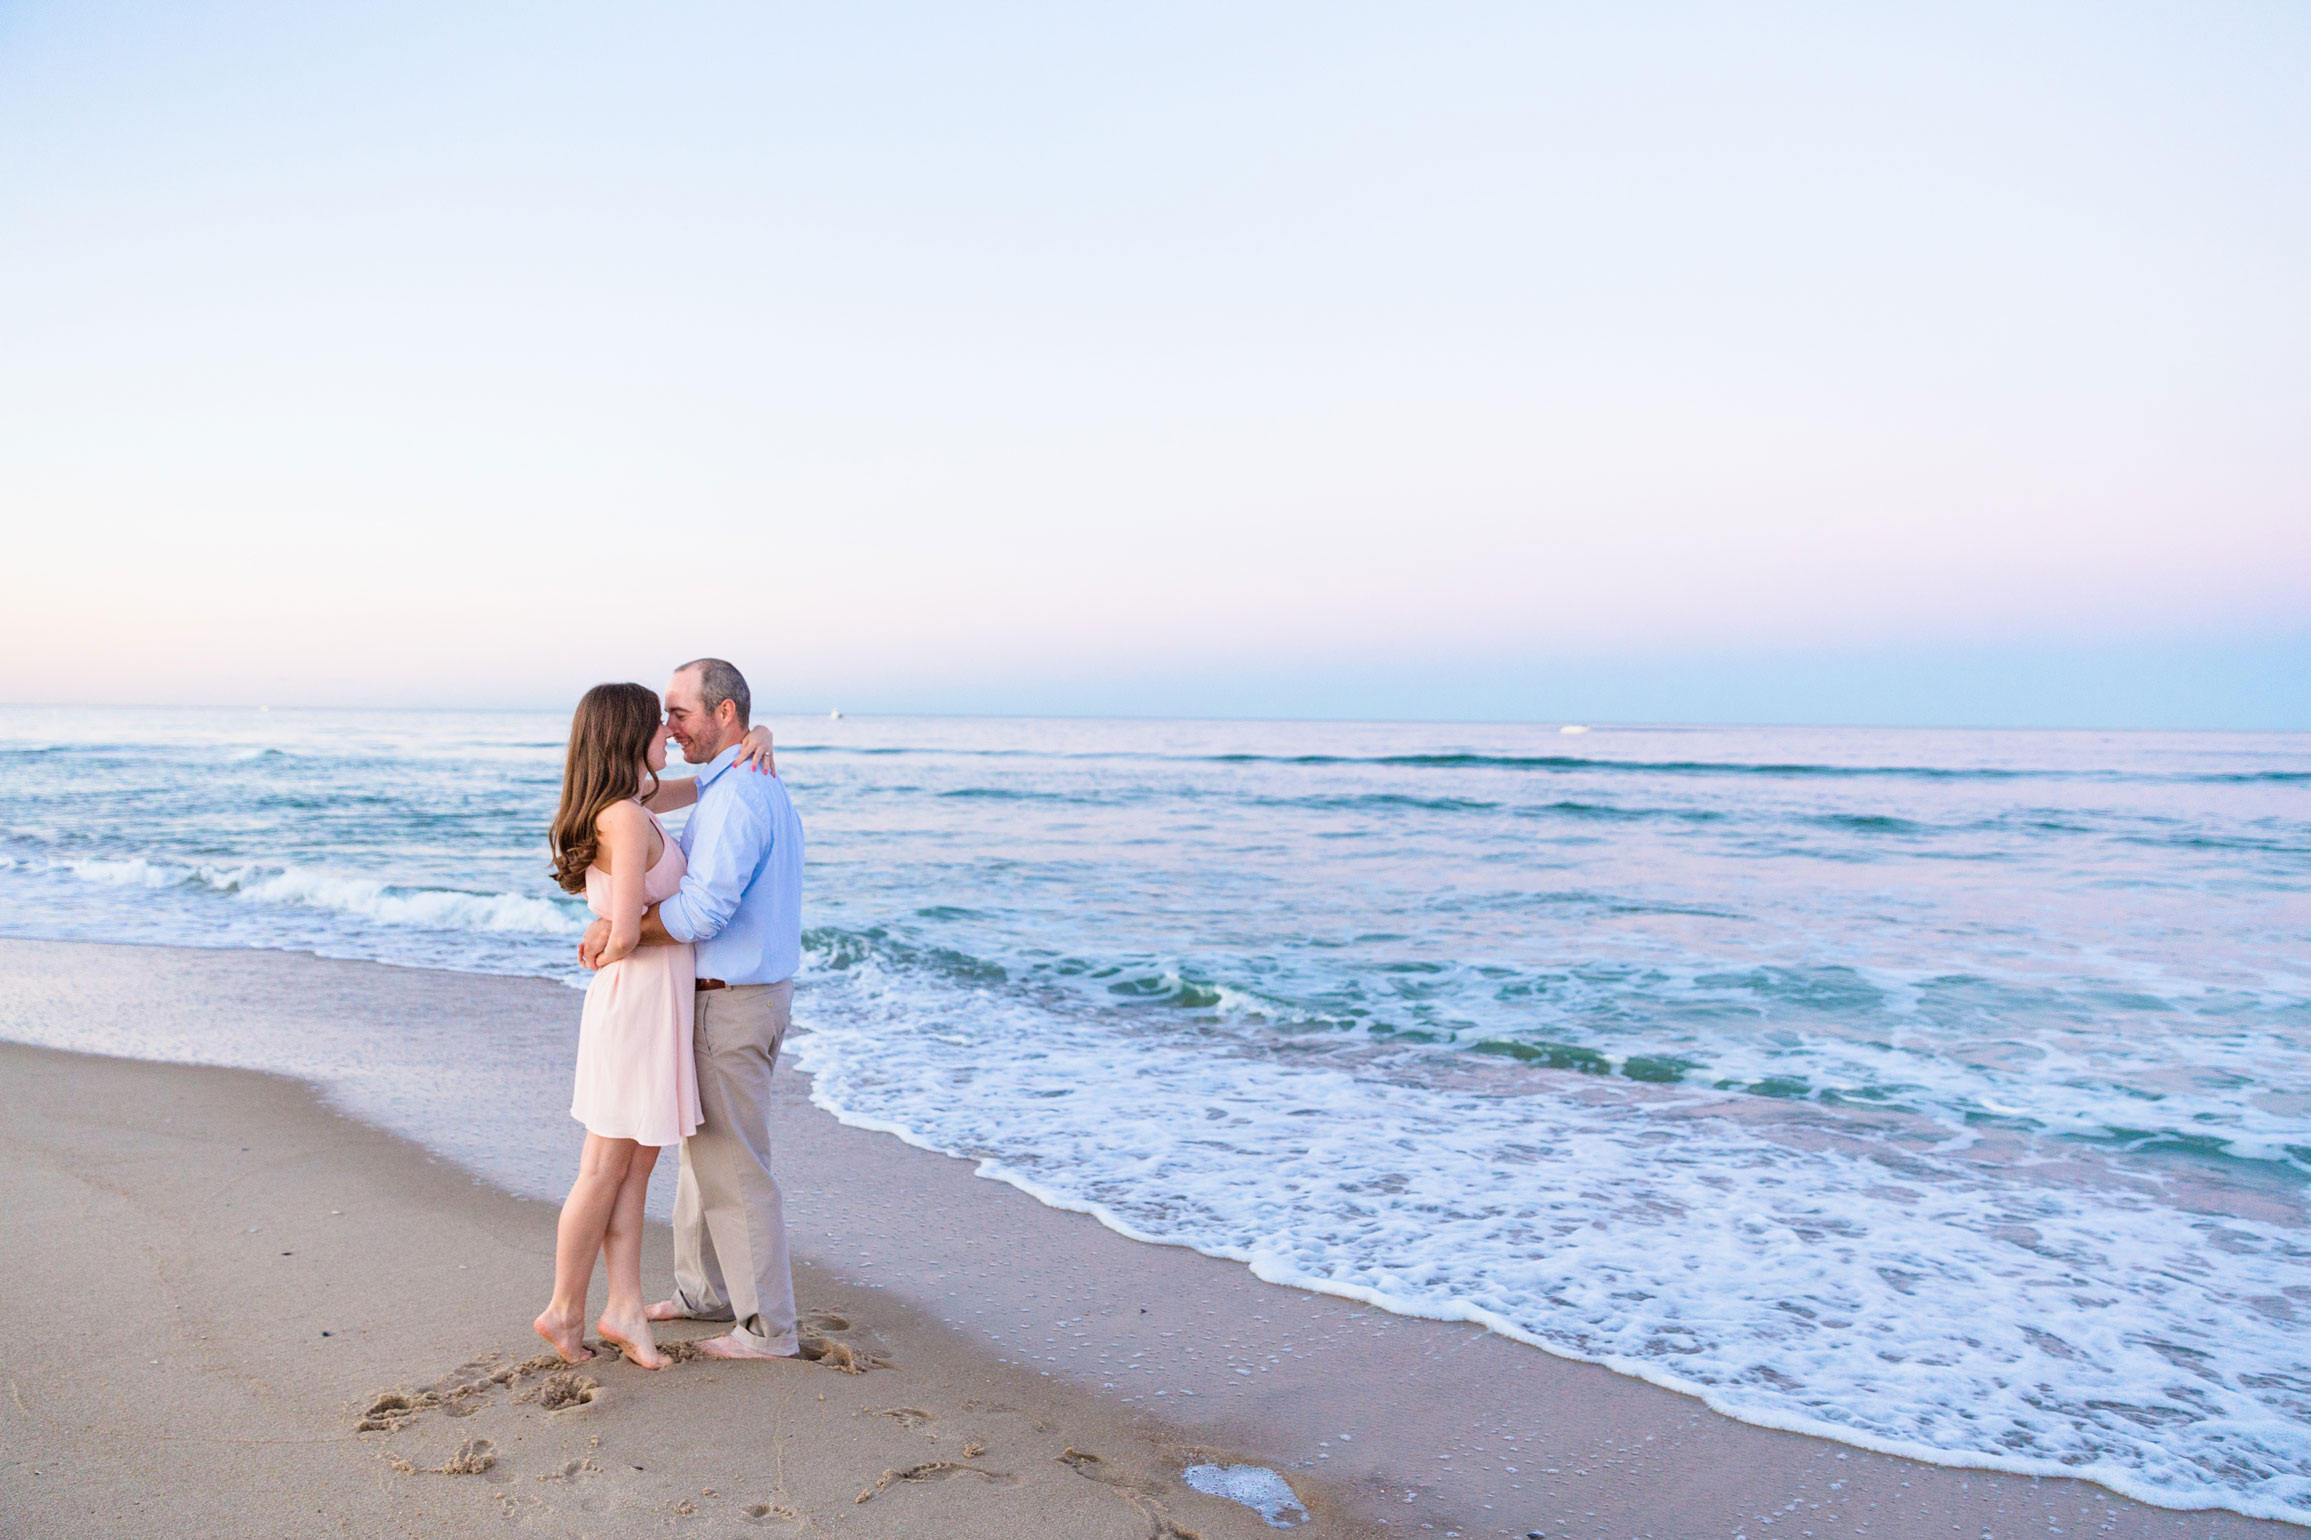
[670,979,799,1354]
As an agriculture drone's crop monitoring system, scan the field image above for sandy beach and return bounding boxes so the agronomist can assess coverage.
[0,937,2295,1538]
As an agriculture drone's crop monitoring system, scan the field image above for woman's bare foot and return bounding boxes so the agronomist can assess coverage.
[533,1306,595,1363]
[597,1312,670,1370]
[643,1298,690,1323]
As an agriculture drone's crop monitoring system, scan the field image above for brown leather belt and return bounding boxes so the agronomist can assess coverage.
[696,978,728,992]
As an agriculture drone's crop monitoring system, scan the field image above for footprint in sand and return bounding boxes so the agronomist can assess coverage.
[962,1398,1052,1433]
[539,1371,601,1411]
[359,1392,422,1432]
[799,1335,879,1373]
[360,1350,572,1431]
[854,1462,1019,1504]
[1059,1447,1204,1538]
[436,1439,496,1476]
[742,1501,804,1525]
[386,1440,499,1477]
[793,1309,890,1373]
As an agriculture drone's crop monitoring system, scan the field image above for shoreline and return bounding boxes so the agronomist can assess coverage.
[1,936,2299,1537]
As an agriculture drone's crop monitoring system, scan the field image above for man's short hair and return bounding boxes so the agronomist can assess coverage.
[677,657,751,728]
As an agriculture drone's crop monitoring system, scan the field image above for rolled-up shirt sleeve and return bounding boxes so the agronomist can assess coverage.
[658,790,770,944]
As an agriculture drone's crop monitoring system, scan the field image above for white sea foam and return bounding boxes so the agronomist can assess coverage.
[1183,1465,1308,1527]
[792,952,2311,1524]
[1059,956,2311,1173]
[229,866,580,934]
[66,856,189,888]
[38,855,582,936]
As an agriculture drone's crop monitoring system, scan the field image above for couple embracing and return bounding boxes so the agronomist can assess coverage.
[534,658,803,1370]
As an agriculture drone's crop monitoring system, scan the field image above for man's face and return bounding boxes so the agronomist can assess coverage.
[664,668,736,763]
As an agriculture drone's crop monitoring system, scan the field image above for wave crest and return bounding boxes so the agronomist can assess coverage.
[36,855,581,935]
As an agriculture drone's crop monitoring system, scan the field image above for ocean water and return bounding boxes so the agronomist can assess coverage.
[1,707,2305,1521]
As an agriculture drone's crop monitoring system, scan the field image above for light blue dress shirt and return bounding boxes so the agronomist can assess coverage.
[657,745,805,986]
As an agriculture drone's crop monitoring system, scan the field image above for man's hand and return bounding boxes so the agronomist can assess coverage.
[578,918,612,970]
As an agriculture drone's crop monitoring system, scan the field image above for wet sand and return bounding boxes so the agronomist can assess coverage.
[0,938,2296,1538]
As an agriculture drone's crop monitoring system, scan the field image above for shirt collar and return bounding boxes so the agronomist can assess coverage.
[691,743,746,791]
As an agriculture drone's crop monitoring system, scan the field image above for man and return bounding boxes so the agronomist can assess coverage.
[578,657,805,1361]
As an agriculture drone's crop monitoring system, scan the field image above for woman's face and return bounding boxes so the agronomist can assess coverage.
[644,720,673,776]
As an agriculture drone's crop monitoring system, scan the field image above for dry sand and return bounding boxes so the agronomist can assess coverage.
[0,938,2295,1539]
[0,1040,1315,1538]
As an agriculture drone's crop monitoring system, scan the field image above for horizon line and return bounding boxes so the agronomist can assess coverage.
[2,703,2305,737]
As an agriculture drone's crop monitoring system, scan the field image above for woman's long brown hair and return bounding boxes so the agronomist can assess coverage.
[549,682,662,895]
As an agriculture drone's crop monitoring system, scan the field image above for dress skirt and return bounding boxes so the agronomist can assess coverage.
[570,939,701,1147]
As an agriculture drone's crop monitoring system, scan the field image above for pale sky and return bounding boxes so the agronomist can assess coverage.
[2,2,2305,725]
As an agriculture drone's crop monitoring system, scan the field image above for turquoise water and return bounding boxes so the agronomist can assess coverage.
[1,707,2305,1519]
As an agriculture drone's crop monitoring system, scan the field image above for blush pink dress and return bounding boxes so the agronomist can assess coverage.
[571,806,702,1147]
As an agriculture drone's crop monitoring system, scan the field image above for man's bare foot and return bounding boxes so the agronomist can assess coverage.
[533,1307,595,1363]
[696,1330,799,1361]
[643,1298,691,1323]
[597,1312,670,1370]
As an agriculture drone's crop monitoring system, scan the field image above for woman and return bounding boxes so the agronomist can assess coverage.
[533,681,772,1369]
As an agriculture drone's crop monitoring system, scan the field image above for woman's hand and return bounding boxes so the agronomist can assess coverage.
[580,916,636,969]
[736,725,776,776]
[578,918,612,969]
